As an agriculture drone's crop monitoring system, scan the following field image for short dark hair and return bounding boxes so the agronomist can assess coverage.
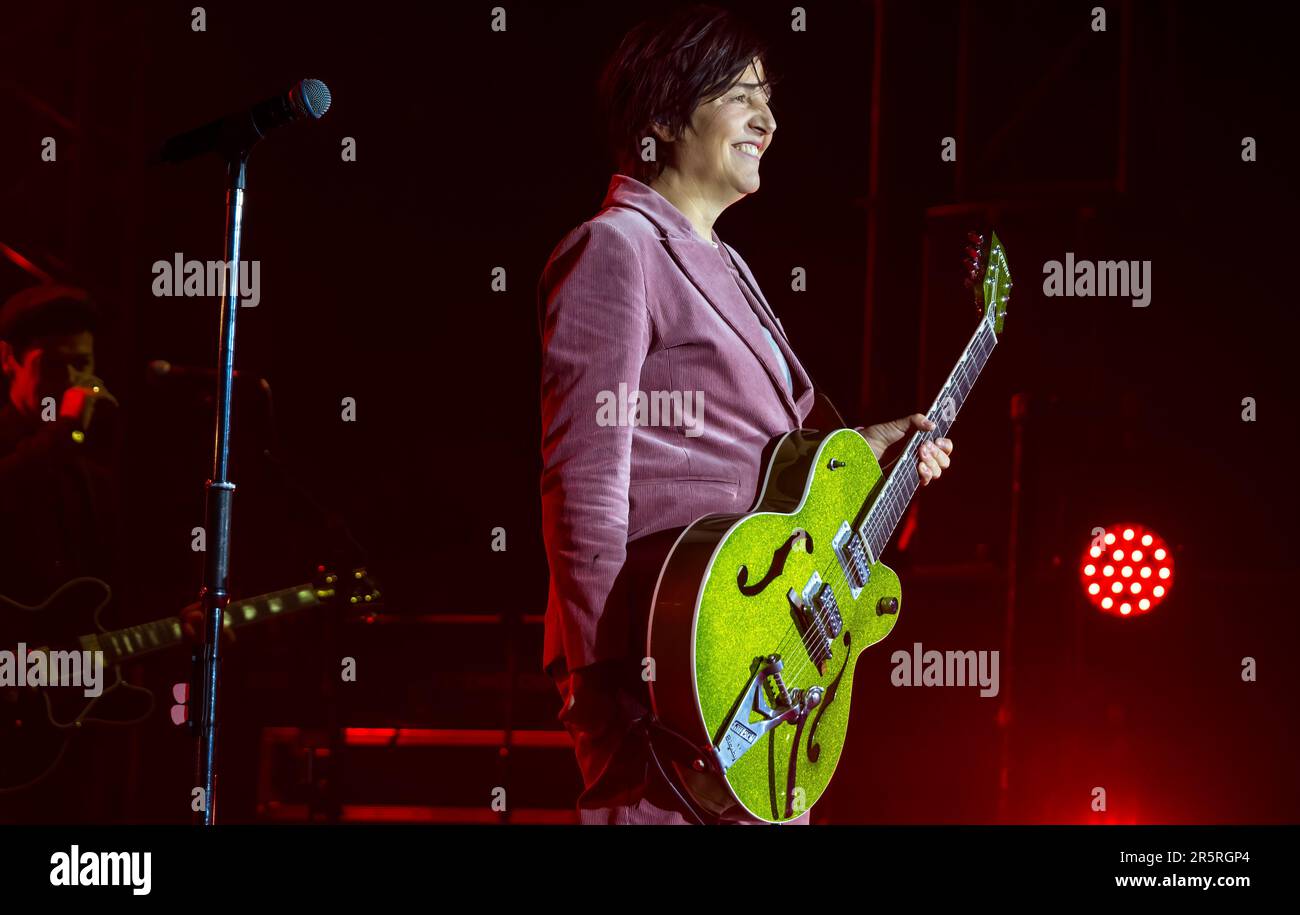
[0,284,99,358]
[597,4,777,184]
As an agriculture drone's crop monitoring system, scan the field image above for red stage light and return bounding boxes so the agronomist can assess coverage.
[1080,523,1174,617]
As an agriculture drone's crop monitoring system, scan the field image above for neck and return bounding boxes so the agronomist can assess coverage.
[648,168,733,244]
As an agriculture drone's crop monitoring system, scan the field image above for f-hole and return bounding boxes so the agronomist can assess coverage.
[738,529,812,597]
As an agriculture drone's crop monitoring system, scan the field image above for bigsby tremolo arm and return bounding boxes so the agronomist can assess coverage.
[711,655,824,771]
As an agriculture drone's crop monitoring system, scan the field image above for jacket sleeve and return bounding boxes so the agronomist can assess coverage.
[538,221,652,672]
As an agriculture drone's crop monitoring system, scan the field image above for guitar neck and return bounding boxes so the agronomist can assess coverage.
[80,582,324,665]
[857,315,999,558]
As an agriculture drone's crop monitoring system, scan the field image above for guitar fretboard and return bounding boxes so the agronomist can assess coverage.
[78,583,322,665]
[858,316,998,558]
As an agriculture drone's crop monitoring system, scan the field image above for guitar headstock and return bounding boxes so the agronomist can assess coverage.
[314,565,382,608]
[962,230,1012,336]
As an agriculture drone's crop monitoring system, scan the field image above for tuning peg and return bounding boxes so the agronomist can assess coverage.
[966,231,984,246]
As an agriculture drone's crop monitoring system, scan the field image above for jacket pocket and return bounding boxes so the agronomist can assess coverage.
[628,475,739,488]
[626,477,739,540]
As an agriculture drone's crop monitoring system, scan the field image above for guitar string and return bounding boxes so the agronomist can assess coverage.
[766,418,939,685]
[768,424,940,687]
[676,318,987,701]
[778,332,991,689]
[764,329,993,692]
[777,325,994,688]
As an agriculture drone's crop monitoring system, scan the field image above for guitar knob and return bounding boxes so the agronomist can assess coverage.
[876,596,899,616]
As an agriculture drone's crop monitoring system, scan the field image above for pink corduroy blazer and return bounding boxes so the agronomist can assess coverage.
[538,174,816,675]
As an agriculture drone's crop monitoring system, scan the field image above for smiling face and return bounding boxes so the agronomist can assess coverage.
[658,58,776,207]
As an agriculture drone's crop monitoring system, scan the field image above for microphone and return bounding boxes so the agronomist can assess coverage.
[158,79,332,164]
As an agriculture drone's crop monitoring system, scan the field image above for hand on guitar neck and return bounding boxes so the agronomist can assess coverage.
[178,602,235,646]
[855,414,953,486]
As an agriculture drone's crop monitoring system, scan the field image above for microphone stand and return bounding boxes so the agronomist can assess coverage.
[193,151,249,825]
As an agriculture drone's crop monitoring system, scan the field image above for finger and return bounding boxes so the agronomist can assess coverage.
[918,461,932,485]
[921,441,948,466]
[914,413,935,432]
[936,437,953,454]
[918,445,943,477]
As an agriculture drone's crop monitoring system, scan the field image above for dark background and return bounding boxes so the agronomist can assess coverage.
[0,0,1296,823]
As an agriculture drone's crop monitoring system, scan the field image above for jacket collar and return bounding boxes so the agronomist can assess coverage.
[600,173,722,244]
[599,174,808,421]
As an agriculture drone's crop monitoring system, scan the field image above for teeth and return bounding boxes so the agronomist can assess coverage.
[734,143,759,157]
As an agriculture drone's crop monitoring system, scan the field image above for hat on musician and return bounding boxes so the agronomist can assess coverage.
[0,284,99,357]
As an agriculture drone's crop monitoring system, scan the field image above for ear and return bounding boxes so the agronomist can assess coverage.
[649,120,675,144]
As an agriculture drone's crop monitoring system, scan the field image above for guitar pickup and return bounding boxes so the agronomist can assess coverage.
[832,521,871,598]
[791,573,836,673]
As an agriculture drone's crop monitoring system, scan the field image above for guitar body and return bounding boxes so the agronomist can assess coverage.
[0,578,135,796]
[647,426,903,823]
[0,568,379,794]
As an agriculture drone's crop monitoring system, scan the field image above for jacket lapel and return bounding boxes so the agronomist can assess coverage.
[659,234,799,421]
[718,241,813,403]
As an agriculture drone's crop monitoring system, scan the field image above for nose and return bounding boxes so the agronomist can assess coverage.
[752,105,775,140]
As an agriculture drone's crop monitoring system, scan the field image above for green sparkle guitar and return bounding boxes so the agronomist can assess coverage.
[645,231,1012,823]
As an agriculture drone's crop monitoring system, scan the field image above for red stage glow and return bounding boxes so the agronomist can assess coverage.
[1080,523,1174,617]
